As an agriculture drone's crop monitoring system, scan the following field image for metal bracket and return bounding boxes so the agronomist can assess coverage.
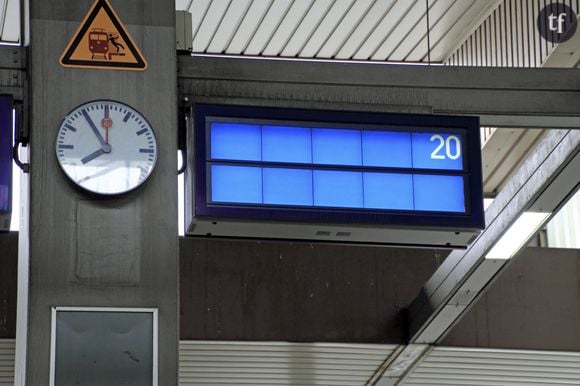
[12,100,29,173]
[177,97,190,175]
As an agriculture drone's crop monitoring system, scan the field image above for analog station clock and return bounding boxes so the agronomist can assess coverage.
[55,100,158,195]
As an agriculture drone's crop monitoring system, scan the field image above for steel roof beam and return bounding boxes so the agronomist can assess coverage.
[178,55,580,128]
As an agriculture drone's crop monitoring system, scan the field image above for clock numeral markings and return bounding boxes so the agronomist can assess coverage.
[139,148,155,154]
[64,124,77,132]
[58,144,74,149]
[136,128,148,136]
[138,166,149,179]
[123,112,132,122]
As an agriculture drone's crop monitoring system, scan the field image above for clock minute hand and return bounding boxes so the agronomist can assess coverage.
[82,109,106,146]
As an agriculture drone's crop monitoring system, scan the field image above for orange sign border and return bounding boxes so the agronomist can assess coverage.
[60,0,148,71]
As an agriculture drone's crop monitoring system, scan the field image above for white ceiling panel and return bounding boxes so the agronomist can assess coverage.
[185,0,504,63]
[316,0,374,58]
[352,0,414,60]
[387,0,453,61]
[225,0,274,54]
[428,0,498,62]
[299,0,356,57]
[191,0,232,52]
[405,0,473,61]
[370,0,424,61]
[176,0,192,11]
[244,0,293,55]
[207,0,253,53]
[334,0,396,59]
[0,0,19,44]
[188,0,212,49]
[263,0,315,56]
[0,0,8,34]
[281,0,334,57]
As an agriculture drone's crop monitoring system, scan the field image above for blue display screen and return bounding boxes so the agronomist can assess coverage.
[0,95,12,214]
[208,123,466,213]
[194,104,484,230]
[209,123,465,171]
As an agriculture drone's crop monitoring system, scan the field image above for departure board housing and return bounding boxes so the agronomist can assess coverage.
[0,95,13,231]
[187,104,484,248]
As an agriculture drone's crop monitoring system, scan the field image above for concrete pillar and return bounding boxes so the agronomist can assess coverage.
[24,0,178,383]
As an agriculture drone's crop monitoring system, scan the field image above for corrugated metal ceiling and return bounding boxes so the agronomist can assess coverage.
[0,339,14,386]
[400,347,580,385]
[176,0,501,63]
[179,341,397,385]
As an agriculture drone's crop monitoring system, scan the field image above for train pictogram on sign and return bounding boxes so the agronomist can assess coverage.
[60,0,147,71]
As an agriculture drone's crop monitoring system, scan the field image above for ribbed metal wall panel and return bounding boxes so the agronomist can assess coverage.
[547,189,580,248]
[0,340,15,386]
[401,347,580,385]
[180,0,499,63]
[445,0,580,67]
[179,341,397,386]
[480,126,497,147]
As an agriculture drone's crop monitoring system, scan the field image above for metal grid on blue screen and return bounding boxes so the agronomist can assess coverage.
[209,163,466,213]
[211,165,262,204]
[363,172,414,210]
[263,168,313,206]
[262,125,312,163]
[209,123,465,170]
[210,123,261,161]
[312,128,362,166]
[207,121,468,214]
[414,174,465,212]
[362,131,412,168]
[412,133,463,170]
[313,170,364,208]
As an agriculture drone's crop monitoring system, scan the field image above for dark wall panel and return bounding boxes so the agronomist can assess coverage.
[0,232,17,338]
[444,247,580,351]
[180,237,446,343]
[6,237,579,347]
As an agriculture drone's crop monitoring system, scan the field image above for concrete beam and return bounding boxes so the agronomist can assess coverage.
[178,56,580,128]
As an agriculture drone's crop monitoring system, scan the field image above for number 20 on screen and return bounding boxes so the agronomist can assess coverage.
[430,134,461,160]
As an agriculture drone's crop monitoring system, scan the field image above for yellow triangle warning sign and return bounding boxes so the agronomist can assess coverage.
[60,0,147,71]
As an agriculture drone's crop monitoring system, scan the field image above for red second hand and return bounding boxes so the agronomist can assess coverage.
[101,104,112,144]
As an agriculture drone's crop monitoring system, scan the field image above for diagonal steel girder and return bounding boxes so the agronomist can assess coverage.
[408,128,580,344]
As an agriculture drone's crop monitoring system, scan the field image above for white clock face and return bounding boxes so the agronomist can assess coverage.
[56,100,158,195]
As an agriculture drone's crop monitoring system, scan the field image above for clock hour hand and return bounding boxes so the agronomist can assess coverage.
[81,148,106,164]
[82,109,107,147]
